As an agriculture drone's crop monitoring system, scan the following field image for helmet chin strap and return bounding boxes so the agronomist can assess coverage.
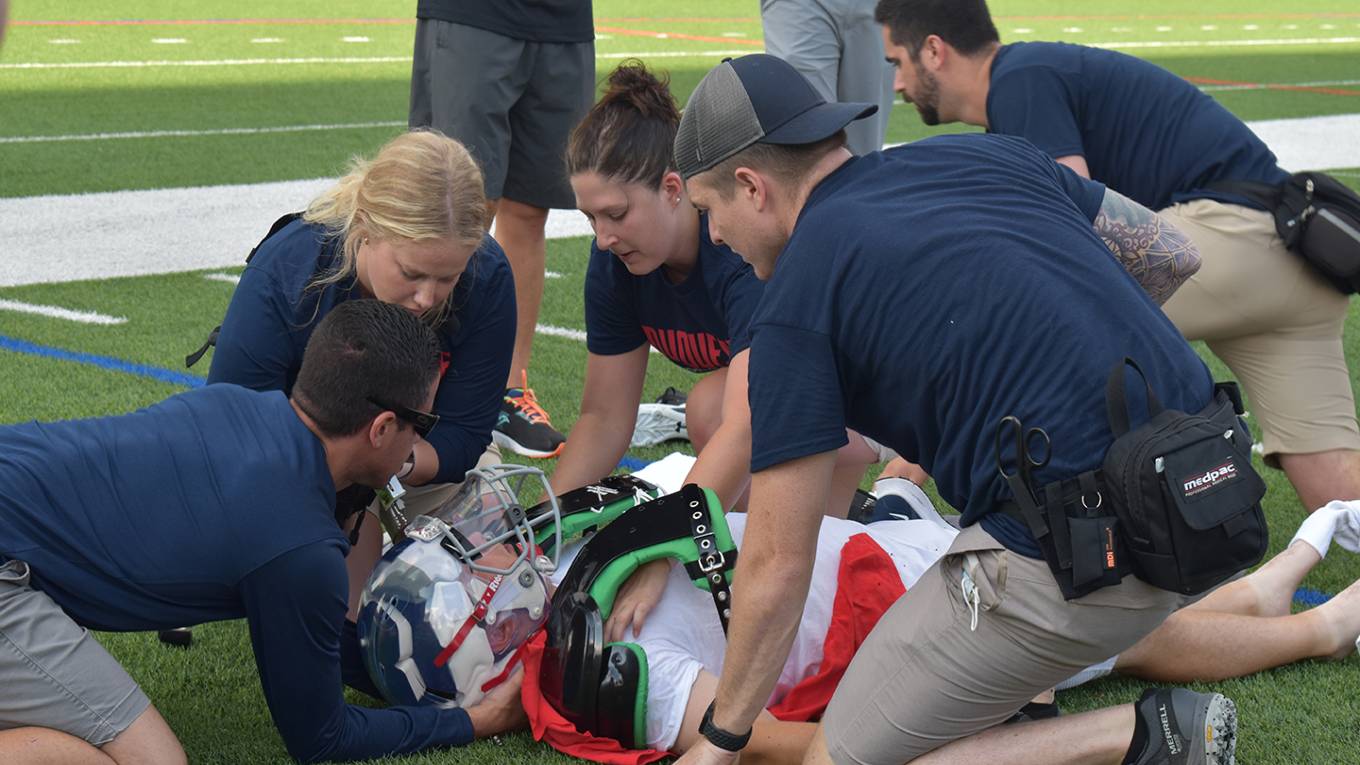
[434,573,504,668]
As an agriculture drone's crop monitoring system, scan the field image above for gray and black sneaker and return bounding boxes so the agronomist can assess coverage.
[1125,688,1237,765]
[492,374,565,458]
[632,388,688,448]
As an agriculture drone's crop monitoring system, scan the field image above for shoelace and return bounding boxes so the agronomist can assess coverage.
[507,372,553,425]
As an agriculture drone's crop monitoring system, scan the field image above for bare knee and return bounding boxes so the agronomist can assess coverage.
[1278,448,1360,511]
[101,705,186,765]
[686,370,728,451]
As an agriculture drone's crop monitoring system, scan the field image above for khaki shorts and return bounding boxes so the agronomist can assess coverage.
[822,525,1181,764]
[0,559,149,746]
[368,442,504,518]
[1159,199,1360,464]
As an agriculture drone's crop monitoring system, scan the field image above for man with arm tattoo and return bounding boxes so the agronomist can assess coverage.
[1092,188,1200,305]
[876,0,1360,512]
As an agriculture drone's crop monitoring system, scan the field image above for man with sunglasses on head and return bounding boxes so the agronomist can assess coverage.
[0,300,524,765]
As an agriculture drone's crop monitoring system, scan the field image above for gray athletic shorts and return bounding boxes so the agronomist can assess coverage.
[409,19,594,210]
[0,558,149,745]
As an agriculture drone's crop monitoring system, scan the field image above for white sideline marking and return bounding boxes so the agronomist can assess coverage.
[203,273,240,285]
[341,36,370,43]
[151,38,188,45]
[1062,27,1083,34]
[0,299,127,325]
[0,50,755,71]
[1013,28,1033,34]
[0,121,406,145]
[1197,78,1360,92]
[1093,36,1360,49]
[48,38,80,45]
[1,114,1354,289]
[250,38,284,44]
[545,271,564,279]
[536,324,587,342]
[722,32,746,38]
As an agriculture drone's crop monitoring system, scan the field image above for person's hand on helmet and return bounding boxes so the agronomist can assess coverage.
[466,665,528,737]
[605,558,671,643]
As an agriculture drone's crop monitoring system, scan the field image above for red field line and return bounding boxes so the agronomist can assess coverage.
[1187,75,1360,97]
[595,26,763,46]
[993,12,1360,21]
[14,18,412,27]
[595,17,757,23]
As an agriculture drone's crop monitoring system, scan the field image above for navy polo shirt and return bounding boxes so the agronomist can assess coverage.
[0,385,474,761]
[208,218,515,485]
[585,217,764,372]
[746,134,1213,555]
[987,41,1289,210]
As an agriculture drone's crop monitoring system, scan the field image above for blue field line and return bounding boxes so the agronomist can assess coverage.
[0,334,206,389]
[1294,586,1332,607]
[0,330,1346,608]
[617,456,650,471]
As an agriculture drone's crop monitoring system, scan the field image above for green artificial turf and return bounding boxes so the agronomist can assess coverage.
[2,0,1360,762]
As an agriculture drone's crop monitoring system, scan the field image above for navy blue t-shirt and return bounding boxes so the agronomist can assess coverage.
[585,217,764,372]
[0,385,474,761]
[746,135,1213,555]
[987,41,1289,210]
[208,218,515,484]
[417,0,594,43]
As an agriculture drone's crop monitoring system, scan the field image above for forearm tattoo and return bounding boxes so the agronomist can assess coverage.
[1092,189,1201,305]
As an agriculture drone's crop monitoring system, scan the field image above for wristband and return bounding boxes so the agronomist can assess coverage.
[699,701,751,752]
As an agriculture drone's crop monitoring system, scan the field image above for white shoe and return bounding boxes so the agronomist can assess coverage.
[632,403,688,447]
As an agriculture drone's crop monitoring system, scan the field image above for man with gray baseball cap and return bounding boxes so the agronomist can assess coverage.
[673,54,1237,765]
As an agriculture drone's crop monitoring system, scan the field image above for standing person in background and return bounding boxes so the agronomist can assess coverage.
[761,0,895,155]
[875,0,1360,512]
[207,130,515,689]
[410,0,598,459]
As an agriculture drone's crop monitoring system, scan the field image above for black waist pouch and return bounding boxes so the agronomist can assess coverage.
[1101,359,1268,595]
[1211,172,1360,294]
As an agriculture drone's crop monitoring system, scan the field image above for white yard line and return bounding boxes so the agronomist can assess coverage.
[0,121,406,145]
[196,272,592,344]
[0,299,127,325]
[1,114,1355,289]
[4,32,1355,72]
[0,50,756,71]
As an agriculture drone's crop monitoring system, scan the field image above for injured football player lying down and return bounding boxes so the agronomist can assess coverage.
[361,470,1360,764]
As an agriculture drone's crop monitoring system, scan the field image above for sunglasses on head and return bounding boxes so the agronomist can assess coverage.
[366,396,440,438]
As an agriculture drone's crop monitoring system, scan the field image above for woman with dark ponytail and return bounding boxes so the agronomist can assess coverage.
[550,61,880,641]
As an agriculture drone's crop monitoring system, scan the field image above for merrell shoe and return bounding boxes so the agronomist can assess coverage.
[631,389,688,448]
[492,374,565,458]
[1125,688,1237,765]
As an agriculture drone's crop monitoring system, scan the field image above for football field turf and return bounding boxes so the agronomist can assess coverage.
[2,1,1359,762]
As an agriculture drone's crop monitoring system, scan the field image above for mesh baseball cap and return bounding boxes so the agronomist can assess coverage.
[674,54,878,180]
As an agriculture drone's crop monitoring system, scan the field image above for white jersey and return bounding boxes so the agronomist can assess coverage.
[553,514,957,750]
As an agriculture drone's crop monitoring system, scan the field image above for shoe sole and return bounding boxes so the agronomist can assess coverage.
[492,431,564,459]
[631,404,688,448]
[1198,693,1237,765]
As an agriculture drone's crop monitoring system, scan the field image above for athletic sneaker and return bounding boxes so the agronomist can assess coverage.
[1125,688,1237,765]
[492,374,565,458]
[631,388,688,448]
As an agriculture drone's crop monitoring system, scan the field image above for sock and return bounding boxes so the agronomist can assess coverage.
[1291,504,1346,558]
[1121,690,1154,765]
[1320,499,1360,553]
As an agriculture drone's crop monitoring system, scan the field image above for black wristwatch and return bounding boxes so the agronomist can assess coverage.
[699,701,752,752]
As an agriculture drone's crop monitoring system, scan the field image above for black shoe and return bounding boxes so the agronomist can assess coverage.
[656,387,688,406]
[492,375,565,458]
[1125,688,1237,765]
